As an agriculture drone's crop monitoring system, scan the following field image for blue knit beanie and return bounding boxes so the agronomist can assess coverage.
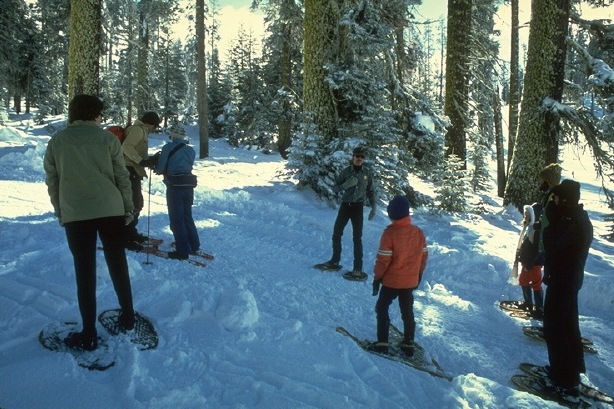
[387,195,410,220]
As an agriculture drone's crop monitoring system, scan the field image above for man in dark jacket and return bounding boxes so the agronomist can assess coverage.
[542,179,593,397]
[317,147,376,279]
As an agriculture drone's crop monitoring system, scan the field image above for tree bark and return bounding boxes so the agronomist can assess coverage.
[68,0,102,97]
[196,0,209,158]
[443,0,472,167]
[504,0,571,210]
[507,0,520,172]
[303,0,339,141]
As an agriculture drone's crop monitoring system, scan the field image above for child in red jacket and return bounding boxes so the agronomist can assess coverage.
[368,195,428,356]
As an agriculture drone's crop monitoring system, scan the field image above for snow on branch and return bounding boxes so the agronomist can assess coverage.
[541,97,614,208]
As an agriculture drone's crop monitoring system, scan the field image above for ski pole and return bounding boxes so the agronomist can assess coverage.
[144,167,153,265]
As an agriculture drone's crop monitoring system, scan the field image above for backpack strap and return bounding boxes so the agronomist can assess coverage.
[167,142,186,161]
[161,143,187,174]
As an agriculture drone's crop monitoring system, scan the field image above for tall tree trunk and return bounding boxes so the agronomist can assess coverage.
[136,0,150,115]
[507,0,520,172]
[68,0,101,97]
[196,0,209,158]
[278,13,292,159]
[504,0,571,210]
[303,0,339,141]
[494,87,506,197]
[443,0,472,167]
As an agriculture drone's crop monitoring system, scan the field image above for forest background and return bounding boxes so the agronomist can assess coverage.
[0,0,613,230]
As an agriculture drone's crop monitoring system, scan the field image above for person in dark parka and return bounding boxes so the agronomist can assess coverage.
[542,179,593,396]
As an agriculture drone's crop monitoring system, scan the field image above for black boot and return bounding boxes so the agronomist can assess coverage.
[64,330,98,351]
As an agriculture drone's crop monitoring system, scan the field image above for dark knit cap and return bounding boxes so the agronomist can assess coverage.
[539,163,562,188]
[353,146,366,157]
[551,179,581,206]
[141,111,161,127]
[387,195,410,220]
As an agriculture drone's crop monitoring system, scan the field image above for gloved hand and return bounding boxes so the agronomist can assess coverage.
[340,176,358,190]
[372,279,381,296]
[140,152,161,169]
[368,206,376,220]
[124,211,135,226]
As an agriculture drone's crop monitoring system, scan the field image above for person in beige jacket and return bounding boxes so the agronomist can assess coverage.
[44,94,136,351]
[122,111,160,248]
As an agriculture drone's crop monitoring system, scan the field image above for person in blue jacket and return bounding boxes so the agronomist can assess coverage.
[155,123,200,260]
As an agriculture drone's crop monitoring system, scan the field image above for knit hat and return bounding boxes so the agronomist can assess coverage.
[168,122,187,140]
[551,179,581,206]
[539,163,562,188]
[353,146,366,157]
[387,195,410,220]
[141,111,161,127]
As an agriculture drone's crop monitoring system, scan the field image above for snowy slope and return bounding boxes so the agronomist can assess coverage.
[0,114,613,409]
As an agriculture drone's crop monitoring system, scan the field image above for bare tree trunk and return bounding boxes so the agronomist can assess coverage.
[507,0,520,172]
[303,0,339,141]
[196,0,209,158]
[136,2,149,115]
[278,11,292,159]
[443,0,472,167]
[494,88,506,197]
[504,0,571,210]
[68,0,102,97]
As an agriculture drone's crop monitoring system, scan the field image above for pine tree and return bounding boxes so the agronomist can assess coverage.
[32,0,69,118]
[226,27,267,150]
[468,0,498,194]
[434,154,467,212]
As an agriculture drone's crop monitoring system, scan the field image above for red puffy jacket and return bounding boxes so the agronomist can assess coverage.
[373,216,428,289]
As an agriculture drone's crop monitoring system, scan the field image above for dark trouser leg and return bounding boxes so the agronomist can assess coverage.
[398,288,416,343]
[349,204,364,271]
[533,290,544,311]
[126,166,143,238]
[64,220,98,334]
[375,286,398,343]
[521,286,533,305]
[98,216,134,318]
[183,188,200,252]
[543,285,583,388]
[167,187,190,256]
[331,204,351,264]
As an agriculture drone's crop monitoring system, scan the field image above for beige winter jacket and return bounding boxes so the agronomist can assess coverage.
[44,120,134,223]
[122,119,150,177]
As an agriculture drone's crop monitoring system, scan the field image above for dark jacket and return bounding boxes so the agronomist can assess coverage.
[542,204,593,291]
[334,164,375,207]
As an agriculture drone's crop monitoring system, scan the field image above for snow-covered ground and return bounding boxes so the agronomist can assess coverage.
[0,113,613,409]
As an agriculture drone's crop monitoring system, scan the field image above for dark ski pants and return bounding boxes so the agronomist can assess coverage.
[543,284,584,388]
[331,202,364,271]
[64,216,134,335]
[126,166,144,239]
[166,186,200,257]
[375,286,415,344]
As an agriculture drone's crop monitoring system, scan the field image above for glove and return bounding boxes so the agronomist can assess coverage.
[340,176,358,190]
[140,152,161,169]
[124,211,134,226]
[368,206,376,220]
[372,280,381,296]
